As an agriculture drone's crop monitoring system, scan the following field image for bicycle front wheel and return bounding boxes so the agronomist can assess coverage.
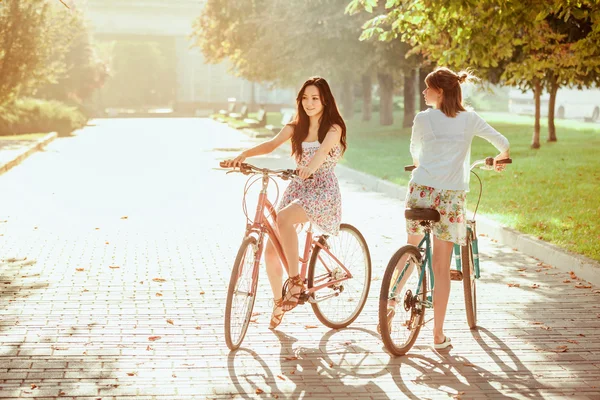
[462,235,477,329]
[379,245,426,356]
[224,236,260,350]
[307,223,371,329]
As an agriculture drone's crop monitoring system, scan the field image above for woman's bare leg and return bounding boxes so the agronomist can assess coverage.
[432,236,454,344]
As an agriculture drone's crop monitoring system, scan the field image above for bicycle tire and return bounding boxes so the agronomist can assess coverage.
[379,245,426,356]
[462,236,477,329]
[307,223,371,329]
[224,236,260,350]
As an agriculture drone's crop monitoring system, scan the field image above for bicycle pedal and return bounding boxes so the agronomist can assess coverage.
[450,269,463,281]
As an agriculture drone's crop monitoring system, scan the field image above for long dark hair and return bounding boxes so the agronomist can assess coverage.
[289,76,347,161]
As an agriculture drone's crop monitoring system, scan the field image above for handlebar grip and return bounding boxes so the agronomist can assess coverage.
[405,165,416,172]
[485,157,513,166]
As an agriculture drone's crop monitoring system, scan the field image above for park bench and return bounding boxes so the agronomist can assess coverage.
[266,108,295,134]
[219,101,236,117]
[229,103,248,120]
[243,107,267,128]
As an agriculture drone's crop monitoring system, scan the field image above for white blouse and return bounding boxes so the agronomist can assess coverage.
[409,109,510,191]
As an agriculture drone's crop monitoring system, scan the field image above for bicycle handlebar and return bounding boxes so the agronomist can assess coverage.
[404,157,512,172]
[219,161,313,180]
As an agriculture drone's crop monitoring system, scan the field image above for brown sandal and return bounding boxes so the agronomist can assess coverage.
[281,275,304,312]
[269,298,285,330]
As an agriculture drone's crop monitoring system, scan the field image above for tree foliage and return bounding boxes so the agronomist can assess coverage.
[0,0,75,105]
[347,0,600,146]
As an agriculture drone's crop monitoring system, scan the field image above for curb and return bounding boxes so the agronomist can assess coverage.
[238,125,600,287]
[0,132,58,176]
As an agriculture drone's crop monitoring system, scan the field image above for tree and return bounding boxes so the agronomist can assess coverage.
[37,9,108,103]
[0,0,73,105]
[192,0,377,120]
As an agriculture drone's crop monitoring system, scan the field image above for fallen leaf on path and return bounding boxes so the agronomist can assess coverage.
[195,326,201,330]
[578,333,586,337]
[156,293,163,297]
[563,280,571,283]
[105,242,110,245]
[277,375,286,381]
[304,325,318,329]
[148,336,161,341]
[127,372,137,376]
[575,283,592,289]
[570,271,578,279]
[284,356,298,361]
[463,362,476,367]
[517,268,527,272]
[255,388,264,394]
[121,216,128,219]
[109,265,120,269]
[76,268,84,272]
[153,278,167,283]
[166,319,174,325]
[532,321,543,325]
[199,291,205,295]
[507,283,520,287]
[30,384,37,389]
[551,345,568,353]
[146,345,153,350]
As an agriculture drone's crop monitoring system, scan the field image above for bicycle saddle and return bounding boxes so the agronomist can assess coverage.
[405,208,441,222]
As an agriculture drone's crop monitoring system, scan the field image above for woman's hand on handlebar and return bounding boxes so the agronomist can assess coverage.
[297,166,314,180]
[223,152,247,168]
[494,150,510,172]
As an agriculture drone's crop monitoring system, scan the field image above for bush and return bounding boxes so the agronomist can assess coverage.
[0,98,88,136]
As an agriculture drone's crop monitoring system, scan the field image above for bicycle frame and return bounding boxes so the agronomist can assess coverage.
[390,230,435,308]
[243,174,354,298]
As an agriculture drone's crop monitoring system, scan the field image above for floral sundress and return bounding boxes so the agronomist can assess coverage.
[278,141,342,236]
[405,182,467,246]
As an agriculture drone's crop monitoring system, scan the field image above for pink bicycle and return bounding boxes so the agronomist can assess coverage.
[219,162,372,350]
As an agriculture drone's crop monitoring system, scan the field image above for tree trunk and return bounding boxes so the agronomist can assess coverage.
[403,69,417,127]
[378,72,394,126]
[341,79,355,120]
[361,73,372,121]
[250,82,256,110]
[532,79,542,149]
[419,65,433,111]
[548,74,558,142]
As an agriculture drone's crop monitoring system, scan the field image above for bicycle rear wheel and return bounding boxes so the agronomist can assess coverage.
[307,223,371,329]
[462,235,477,329]
[224,236,260,350]
[379,245,426,356]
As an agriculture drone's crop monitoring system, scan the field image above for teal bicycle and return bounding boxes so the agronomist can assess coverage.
[378,157,511,356]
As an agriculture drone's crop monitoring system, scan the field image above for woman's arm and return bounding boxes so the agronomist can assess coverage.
[225,124,294,166]
[410,114,425,166]
[298,125,342,179]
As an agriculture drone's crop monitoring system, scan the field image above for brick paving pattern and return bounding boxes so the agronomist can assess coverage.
[0,118,599,399]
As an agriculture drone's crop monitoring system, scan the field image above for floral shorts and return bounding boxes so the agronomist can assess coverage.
[405,182,467,246]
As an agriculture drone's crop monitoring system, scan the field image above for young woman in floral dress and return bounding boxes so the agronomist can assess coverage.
[224,76,347,329]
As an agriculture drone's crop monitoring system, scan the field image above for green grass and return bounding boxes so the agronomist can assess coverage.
[341,111,600,261]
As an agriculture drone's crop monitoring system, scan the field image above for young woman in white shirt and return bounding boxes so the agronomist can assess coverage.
[384,67,510,349]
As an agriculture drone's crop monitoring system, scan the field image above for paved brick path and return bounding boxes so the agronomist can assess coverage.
[0,118,599,399]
